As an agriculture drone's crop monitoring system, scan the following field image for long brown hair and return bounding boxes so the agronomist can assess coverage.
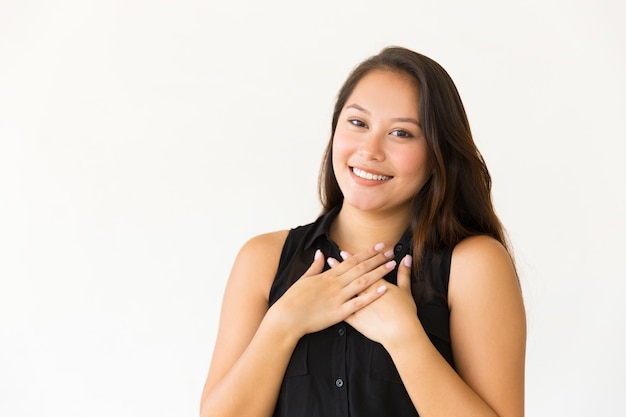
[318,47,511,293]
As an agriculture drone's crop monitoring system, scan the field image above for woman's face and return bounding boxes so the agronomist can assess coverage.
[332,70,431,216]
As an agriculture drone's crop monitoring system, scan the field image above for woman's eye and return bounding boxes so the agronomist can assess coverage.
[349,119,367,128]
[391,129,413,138]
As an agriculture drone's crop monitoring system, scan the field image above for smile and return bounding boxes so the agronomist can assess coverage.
[352,167,392,181]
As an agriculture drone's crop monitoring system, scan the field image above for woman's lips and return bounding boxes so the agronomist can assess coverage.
[351,167,392,181]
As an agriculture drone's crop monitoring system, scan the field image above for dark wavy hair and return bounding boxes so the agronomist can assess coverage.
[318,47,511,296]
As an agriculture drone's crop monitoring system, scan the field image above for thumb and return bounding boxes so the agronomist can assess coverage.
[397,254,412,291]
[303,249,325,277]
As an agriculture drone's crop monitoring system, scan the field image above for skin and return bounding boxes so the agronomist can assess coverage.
[200,70,526,417]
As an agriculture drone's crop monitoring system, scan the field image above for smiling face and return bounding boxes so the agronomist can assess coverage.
[332,69,431,217]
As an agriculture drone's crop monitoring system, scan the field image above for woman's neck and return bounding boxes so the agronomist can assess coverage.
[329,203,411,254]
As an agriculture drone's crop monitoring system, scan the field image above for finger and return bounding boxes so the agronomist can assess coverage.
[397,254,412,292]
[302,249,325,277]
[328,251,352,267]
[329,242,387,274]
[332,246,394,284]
[342,280,388,315]
[346,242,387,264]
[327,249,367,268]
[342,258,396,296]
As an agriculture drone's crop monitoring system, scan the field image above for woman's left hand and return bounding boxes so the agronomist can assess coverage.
[340,253,423,347]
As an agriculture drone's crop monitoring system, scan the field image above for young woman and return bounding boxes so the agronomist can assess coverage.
[200,47,526,417]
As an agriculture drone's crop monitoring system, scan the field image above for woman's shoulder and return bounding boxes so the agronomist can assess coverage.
[237,230,291,263]
[225,230,292,303]
[448,234,520,306]
[451,235,511,264]
[238,212,325,262]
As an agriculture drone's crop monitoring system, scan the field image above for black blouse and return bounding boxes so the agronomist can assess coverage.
[269,207,455,417]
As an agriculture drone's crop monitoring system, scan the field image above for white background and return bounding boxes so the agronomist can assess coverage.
[1,0,625,415]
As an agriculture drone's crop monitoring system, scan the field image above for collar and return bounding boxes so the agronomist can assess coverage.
[303,205,342,251]
[302,205,413,255]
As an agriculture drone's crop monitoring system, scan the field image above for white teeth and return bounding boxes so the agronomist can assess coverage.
[352,167,391,181]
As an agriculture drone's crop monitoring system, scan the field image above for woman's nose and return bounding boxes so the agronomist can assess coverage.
[358,132,385,161]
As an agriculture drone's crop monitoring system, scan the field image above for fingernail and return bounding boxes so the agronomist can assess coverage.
[403,255,412,267]
[376,285,387,294]
[327,258,337,267]
[340,251,349,260]
[385,260,396,269]
[314,249,322,261]
[384,250,394,258]
[374,242,385,251]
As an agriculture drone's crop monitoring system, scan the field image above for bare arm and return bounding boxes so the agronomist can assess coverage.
[199,231,291,417]
[200,234,397,417]
[392,236,525,416]
[448,236,525,416]
[345,235,526,416]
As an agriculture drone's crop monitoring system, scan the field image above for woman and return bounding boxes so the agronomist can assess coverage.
[200,47,526,417]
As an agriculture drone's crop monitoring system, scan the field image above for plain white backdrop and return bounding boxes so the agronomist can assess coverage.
[1,0,624,415]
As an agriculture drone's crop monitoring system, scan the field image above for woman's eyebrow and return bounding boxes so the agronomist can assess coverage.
[345,103,370,114]
[393,117,421,126]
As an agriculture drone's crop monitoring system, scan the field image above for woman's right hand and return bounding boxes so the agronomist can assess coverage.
[268,243,396,338]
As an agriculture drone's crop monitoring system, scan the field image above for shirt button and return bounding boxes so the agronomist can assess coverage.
[394,244,403,253]
[335,378,344,388]
[338,328,345,336]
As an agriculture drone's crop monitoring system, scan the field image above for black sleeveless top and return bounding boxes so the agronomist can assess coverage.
[269,207,455,417]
